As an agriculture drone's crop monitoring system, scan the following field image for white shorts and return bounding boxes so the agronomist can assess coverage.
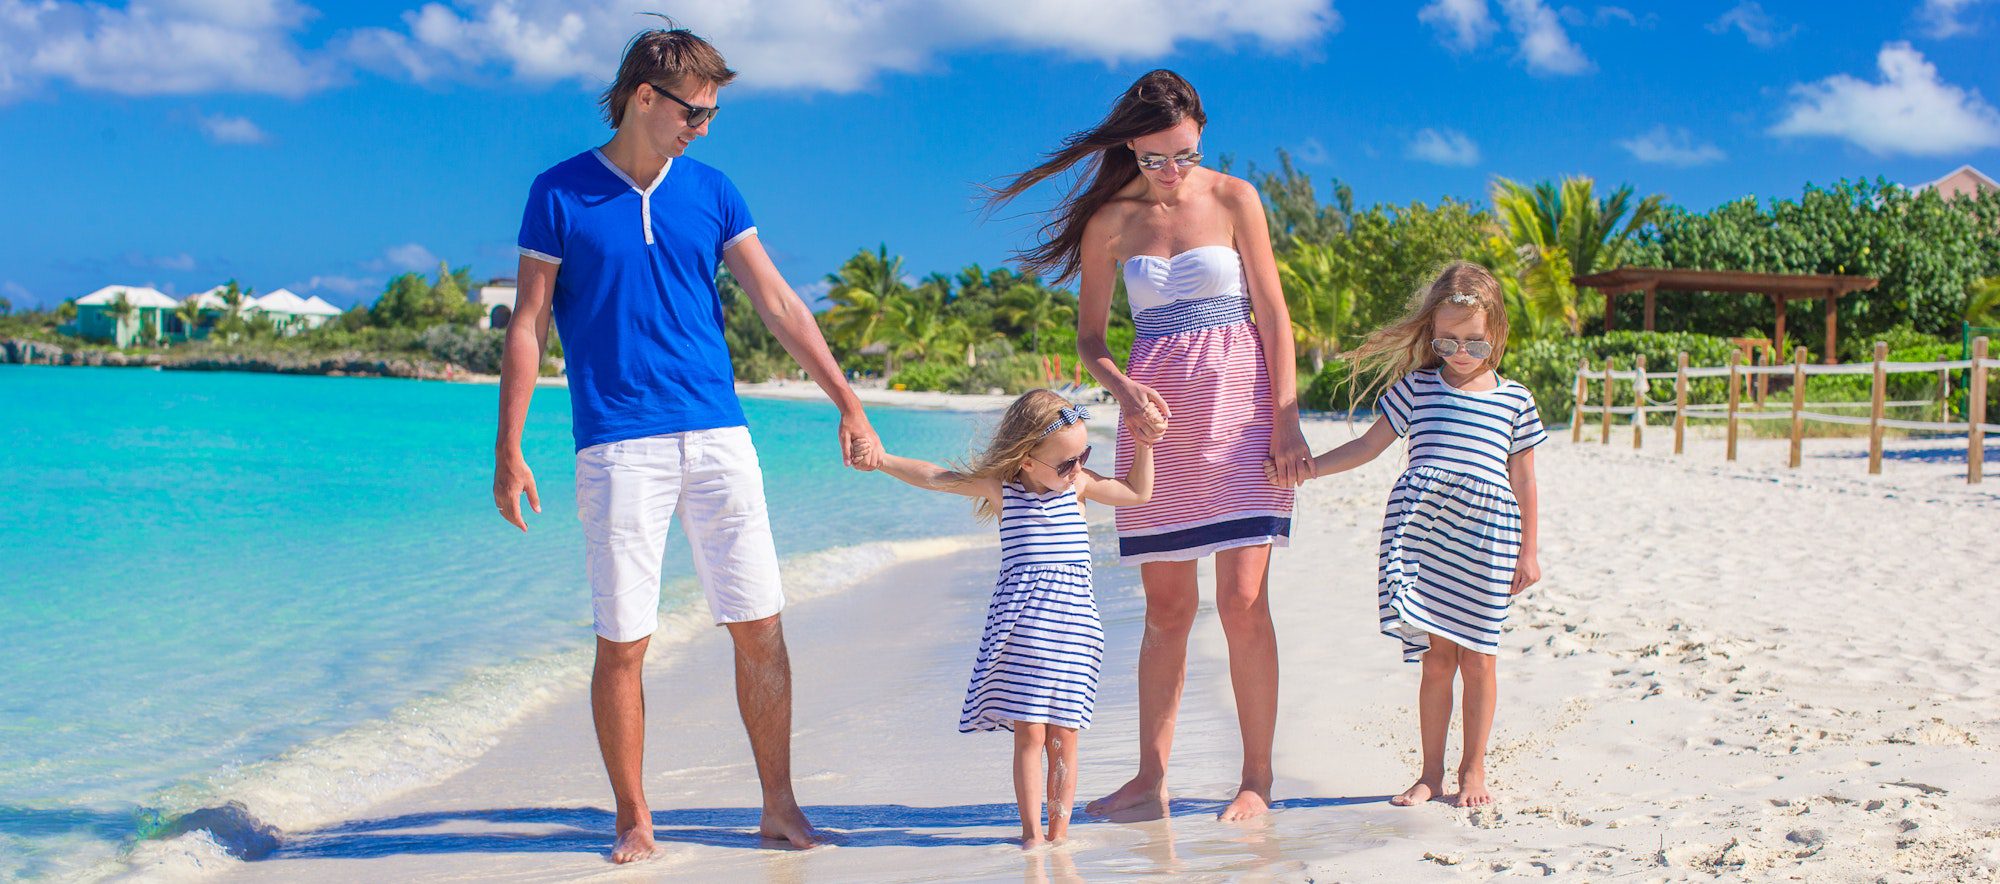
[576,425,785,642]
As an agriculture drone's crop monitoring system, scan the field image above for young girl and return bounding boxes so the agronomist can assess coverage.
[1272,261,1545,808]
[868,389,1155,846]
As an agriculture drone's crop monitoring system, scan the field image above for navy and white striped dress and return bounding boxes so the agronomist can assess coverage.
[1376,369,1547,662]
[960,481,1105,732]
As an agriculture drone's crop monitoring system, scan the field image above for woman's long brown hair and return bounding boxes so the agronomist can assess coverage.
[984,70,1206,283]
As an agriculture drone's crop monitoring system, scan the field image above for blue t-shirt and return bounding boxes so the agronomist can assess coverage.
[517,149,758,450]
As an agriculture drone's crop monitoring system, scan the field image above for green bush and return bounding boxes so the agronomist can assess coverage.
[416,324,505,374]
[956,353,1050,395]
[887,361,967,392]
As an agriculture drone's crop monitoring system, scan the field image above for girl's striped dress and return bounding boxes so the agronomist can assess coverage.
[1376,369,1547,661]
[960,481,1105,732]
[1113,245,1294,563]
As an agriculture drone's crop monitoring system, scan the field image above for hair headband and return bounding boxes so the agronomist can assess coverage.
[1040,405,1090,437]
[1444,291,1482,307]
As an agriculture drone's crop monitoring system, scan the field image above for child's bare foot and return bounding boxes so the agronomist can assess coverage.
[1389,777,1445,807]
[1454,769,1495,808]
[1085,775,1166,817]
[609,824,658,863]
[758,800,821,848]
[1219,783,1271,821]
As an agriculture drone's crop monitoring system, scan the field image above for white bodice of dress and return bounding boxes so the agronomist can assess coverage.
[1120,245,1248,315]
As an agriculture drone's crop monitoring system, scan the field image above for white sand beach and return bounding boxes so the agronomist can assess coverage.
[153,417,2000,882]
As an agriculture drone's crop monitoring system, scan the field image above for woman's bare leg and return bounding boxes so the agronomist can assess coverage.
[1086,560,1198,817]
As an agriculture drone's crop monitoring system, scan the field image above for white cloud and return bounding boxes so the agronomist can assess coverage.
[1916,0,1982,38]
[1,280,31,307]
[0,0,334,100]
[374,243,440,273]
[297,274,371,299]
[346,0,1340,93]
[124,251,198,271]
[1418,0,1495,52]
[1561,6,1650,28]
[1771,42,2000,156]
[1708,2,1796,47]
[1499,0,1590,75]
[1292,136,1330,165]
[1619,126,1726,166]
[1408,128,1481,166]
[197,111,269,144]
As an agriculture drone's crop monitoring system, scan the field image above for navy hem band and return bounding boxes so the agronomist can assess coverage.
[1118,515,1292,557]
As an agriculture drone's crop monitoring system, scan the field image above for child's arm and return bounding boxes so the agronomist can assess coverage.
[876,451,1003,507]
[1079,441,1154,507]
[1266,416,1398,485]
[1508,447,1539,594]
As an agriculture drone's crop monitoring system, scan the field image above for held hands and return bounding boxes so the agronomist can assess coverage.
[493,452,540,532]
[841,410,883,471]
[1123,383,1171,445]
[1510,553,1540,595]
[1266,422,1314,488]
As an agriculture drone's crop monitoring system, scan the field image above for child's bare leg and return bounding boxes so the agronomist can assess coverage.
[1392,640,1456,806]
[1044,726,1079,842]
[1012,723,1048,847]
[1455,649,1498,807]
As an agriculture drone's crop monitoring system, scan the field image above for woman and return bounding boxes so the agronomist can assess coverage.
[987,69,1310,821]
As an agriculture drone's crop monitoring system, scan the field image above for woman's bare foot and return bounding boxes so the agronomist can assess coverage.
[759,801,821,848]
[1454,769,1494,807]
[1085,775,1166,817]
[609,824,658,864]
[1389,778,1444,807]
[1020,832,1046,850]
[1218,784,1271,821]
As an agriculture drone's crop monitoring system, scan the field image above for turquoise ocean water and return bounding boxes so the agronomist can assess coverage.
[0,366,992,880]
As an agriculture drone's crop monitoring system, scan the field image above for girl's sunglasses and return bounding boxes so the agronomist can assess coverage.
[649,83,719,128]
[1431,338,1493,360]
[1030,446,1092,479]
[1136,150,1202,171]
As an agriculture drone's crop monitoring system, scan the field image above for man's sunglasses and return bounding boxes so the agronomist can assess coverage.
[1030,445,1092,479]
[1431,338,1494,360]
[648,83,719,128]
[1136,149,1202,171]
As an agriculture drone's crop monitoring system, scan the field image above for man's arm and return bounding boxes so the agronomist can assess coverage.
[493,255,556,530]
[722,233,881,469]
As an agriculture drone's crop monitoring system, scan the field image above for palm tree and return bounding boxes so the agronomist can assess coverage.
[997,280,1076,355]
[173,299,204,343]
[1968,276,2000,328]
[1276,241,1356,373]
[106,291,136,346]
[56,300,78,326]
[821,245,907,361]
[1491,176,1663,335]
[879,283,974,366]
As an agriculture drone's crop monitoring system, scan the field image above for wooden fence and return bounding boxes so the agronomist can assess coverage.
[1571,337,1995,484]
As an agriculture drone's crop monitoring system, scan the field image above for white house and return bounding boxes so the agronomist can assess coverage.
[250,288,315,334]
[69,285,179,347]
[299,295,345,328]
[473,278,518,329]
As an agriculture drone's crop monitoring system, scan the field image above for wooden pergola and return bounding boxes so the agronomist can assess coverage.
[1571,267,1879,364]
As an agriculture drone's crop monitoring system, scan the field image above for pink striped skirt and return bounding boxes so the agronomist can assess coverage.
[1114,297,1294,564]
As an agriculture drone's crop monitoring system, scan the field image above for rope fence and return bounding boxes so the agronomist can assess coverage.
[1570,336,1995,484]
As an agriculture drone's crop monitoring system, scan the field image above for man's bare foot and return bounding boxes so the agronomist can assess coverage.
[758,801,820,848]
[1085,775,1166,817]
[1218,784,1271,821]
[609,824,659,864]
[1454,769,1494,808]
[1389,778,1444,807]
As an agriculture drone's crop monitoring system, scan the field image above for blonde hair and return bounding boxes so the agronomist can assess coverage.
[1346,261,1510,413]
[961,389,1078,521]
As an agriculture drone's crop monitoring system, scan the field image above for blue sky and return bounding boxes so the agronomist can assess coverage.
[1,0,1996,310]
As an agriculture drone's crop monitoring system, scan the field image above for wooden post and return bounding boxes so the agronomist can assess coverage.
[1674,351,1688,455]
[1572,357,1588,443]
[1868,341,1887,475]
[1823,294,1838,365]
[1971,337,1987,485]
[1726,350,1741,462]
[1601,359,1614,445]
[1603,290,1616,334]
[1788,346,1807,469]
[1633,355,1647,449]
[1755,341,1770,407]
[1642,283,1657,331]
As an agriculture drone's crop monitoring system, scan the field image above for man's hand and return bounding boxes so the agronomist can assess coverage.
[840,410,883,471]
[494,452,541,531]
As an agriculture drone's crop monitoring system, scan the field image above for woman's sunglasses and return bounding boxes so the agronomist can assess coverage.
[1030,446,1092,479]
[1136,150,1202,171]
[648,83,719,128]
[1430,338,1493,360]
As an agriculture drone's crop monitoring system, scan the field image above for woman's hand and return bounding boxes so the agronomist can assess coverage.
[1122,382,1171,445]
[1510,553,1540,595]
[1266,421,1312,488]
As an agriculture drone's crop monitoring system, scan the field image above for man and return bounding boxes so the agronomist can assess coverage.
[491,25,882,862]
